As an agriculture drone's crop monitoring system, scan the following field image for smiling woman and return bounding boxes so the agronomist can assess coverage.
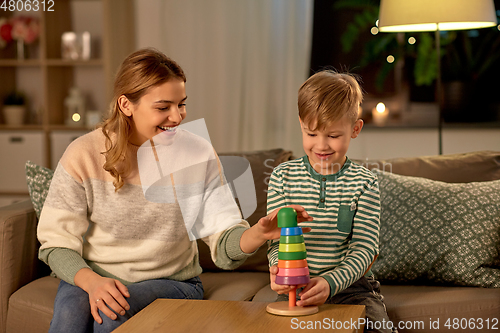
[36,49,212,333]
[117,80,187,147]
[35,48,313,333]
[99,49,188,190]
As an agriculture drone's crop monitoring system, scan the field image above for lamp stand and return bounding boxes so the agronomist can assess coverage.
[436,28,443,155]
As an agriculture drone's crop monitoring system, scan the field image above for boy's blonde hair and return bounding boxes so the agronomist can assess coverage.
[298,70,363,131]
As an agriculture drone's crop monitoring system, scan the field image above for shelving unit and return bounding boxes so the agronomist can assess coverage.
[0,0,135,203]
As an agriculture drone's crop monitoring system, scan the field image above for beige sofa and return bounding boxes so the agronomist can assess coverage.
[1,149,499,333]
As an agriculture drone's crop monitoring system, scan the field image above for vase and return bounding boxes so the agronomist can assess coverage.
[16,39,25,60]
[3,105,26,126]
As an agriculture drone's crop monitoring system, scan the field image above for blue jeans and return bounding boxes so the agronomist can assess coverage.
[49,276,204,333]
[277,276,397,333]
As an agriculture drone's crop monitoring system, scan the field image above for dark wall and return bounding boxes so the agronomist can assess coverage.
[310,0,396,97]
[309,0,500,122]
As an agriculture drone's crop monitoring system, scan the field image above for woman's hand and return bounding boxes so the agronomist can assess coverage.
[257,205,313,241]
[240,205,312,253]
[74,268,131,324]
[296,277,330,307]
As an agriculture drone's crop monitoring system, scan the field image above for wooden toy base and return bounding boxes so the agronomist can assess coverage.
[266,301,319,316]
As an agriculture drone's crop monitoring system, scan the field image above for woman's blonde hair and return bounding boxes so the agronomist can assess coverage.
[298,70,363,131]
[99,48,186,191]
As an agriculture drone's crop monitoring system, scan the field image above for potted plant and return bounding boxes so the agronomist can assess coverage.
[335,0,500,121]
[334,0,447,90]
[3,91,26,125]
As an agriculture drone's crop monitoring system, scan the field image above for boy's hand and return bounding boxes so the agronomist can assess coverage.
[297,277,330,307]
[269,265,307,294]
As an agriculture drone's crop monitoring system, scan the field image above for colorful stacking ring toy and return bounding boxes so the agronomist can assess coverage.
[266,207,318,316]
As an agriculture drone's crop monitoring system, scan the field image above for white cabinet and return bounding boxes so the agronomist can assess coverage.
[51,130,89,167]
[0,131,45,193]
[0,130,87,207]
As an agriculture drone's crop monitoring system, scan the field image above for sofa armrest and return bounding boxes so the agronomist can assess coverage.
[0,200,40,332]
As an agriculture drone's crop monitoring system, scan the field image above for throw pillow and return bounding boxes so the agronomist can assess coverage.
[25,161,54,219]
[353,150,500,183]
[372,169,500,288]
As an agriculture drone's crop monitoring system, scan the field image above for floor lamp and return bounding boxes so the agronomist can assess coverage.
[377,0,497,155]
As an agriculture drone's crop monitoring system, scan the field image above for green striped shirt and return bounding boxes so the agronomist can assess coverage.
[267,156,380,296]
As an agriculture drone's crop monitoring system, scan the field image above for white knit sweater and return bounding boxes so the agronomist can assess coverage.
[38,129,251,285]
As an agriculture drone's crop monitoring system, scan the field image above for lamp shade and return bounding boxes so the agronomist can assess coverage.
[378,0,497,32]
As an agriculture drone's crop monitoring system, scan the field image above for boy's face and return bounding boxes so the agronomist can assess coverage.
[300,116,363,175]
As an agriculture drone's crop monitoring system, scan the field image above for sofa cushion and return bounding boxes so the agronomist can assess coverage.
[197,148,294,273]
[6,272,270,333]
[372,169,500,288]
[353,150,500,183]
[252,284,278,302]
[25,161,54,219]
[6,276,59,333]
[252,282,500,327]
[199,272,269,301]
[382,285,500,332]
[0,200,41,332]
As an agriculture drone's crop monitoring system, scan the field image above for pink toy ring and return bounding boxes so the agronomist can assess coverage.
[277,267,309,277]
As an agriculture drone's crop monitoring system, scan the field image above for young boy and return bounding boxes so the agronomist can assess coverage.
[267,71,396,333]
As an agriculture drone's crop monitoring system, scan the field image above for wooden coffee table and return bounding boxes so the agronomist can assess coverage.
[112,299,365,333]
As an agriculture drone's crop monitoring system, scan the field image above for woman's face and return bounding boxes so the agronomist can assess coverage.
[120,79,187,146]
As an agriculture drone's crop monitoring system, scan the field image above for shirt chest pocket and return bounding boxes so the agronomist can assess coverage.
[337,205,355,233]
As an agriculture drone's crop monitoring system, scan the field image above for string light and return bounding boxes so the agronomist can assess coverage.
[371,27,379,35]
[386,55,395,63]
[408,36,416,44]
[72,113,81,122]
